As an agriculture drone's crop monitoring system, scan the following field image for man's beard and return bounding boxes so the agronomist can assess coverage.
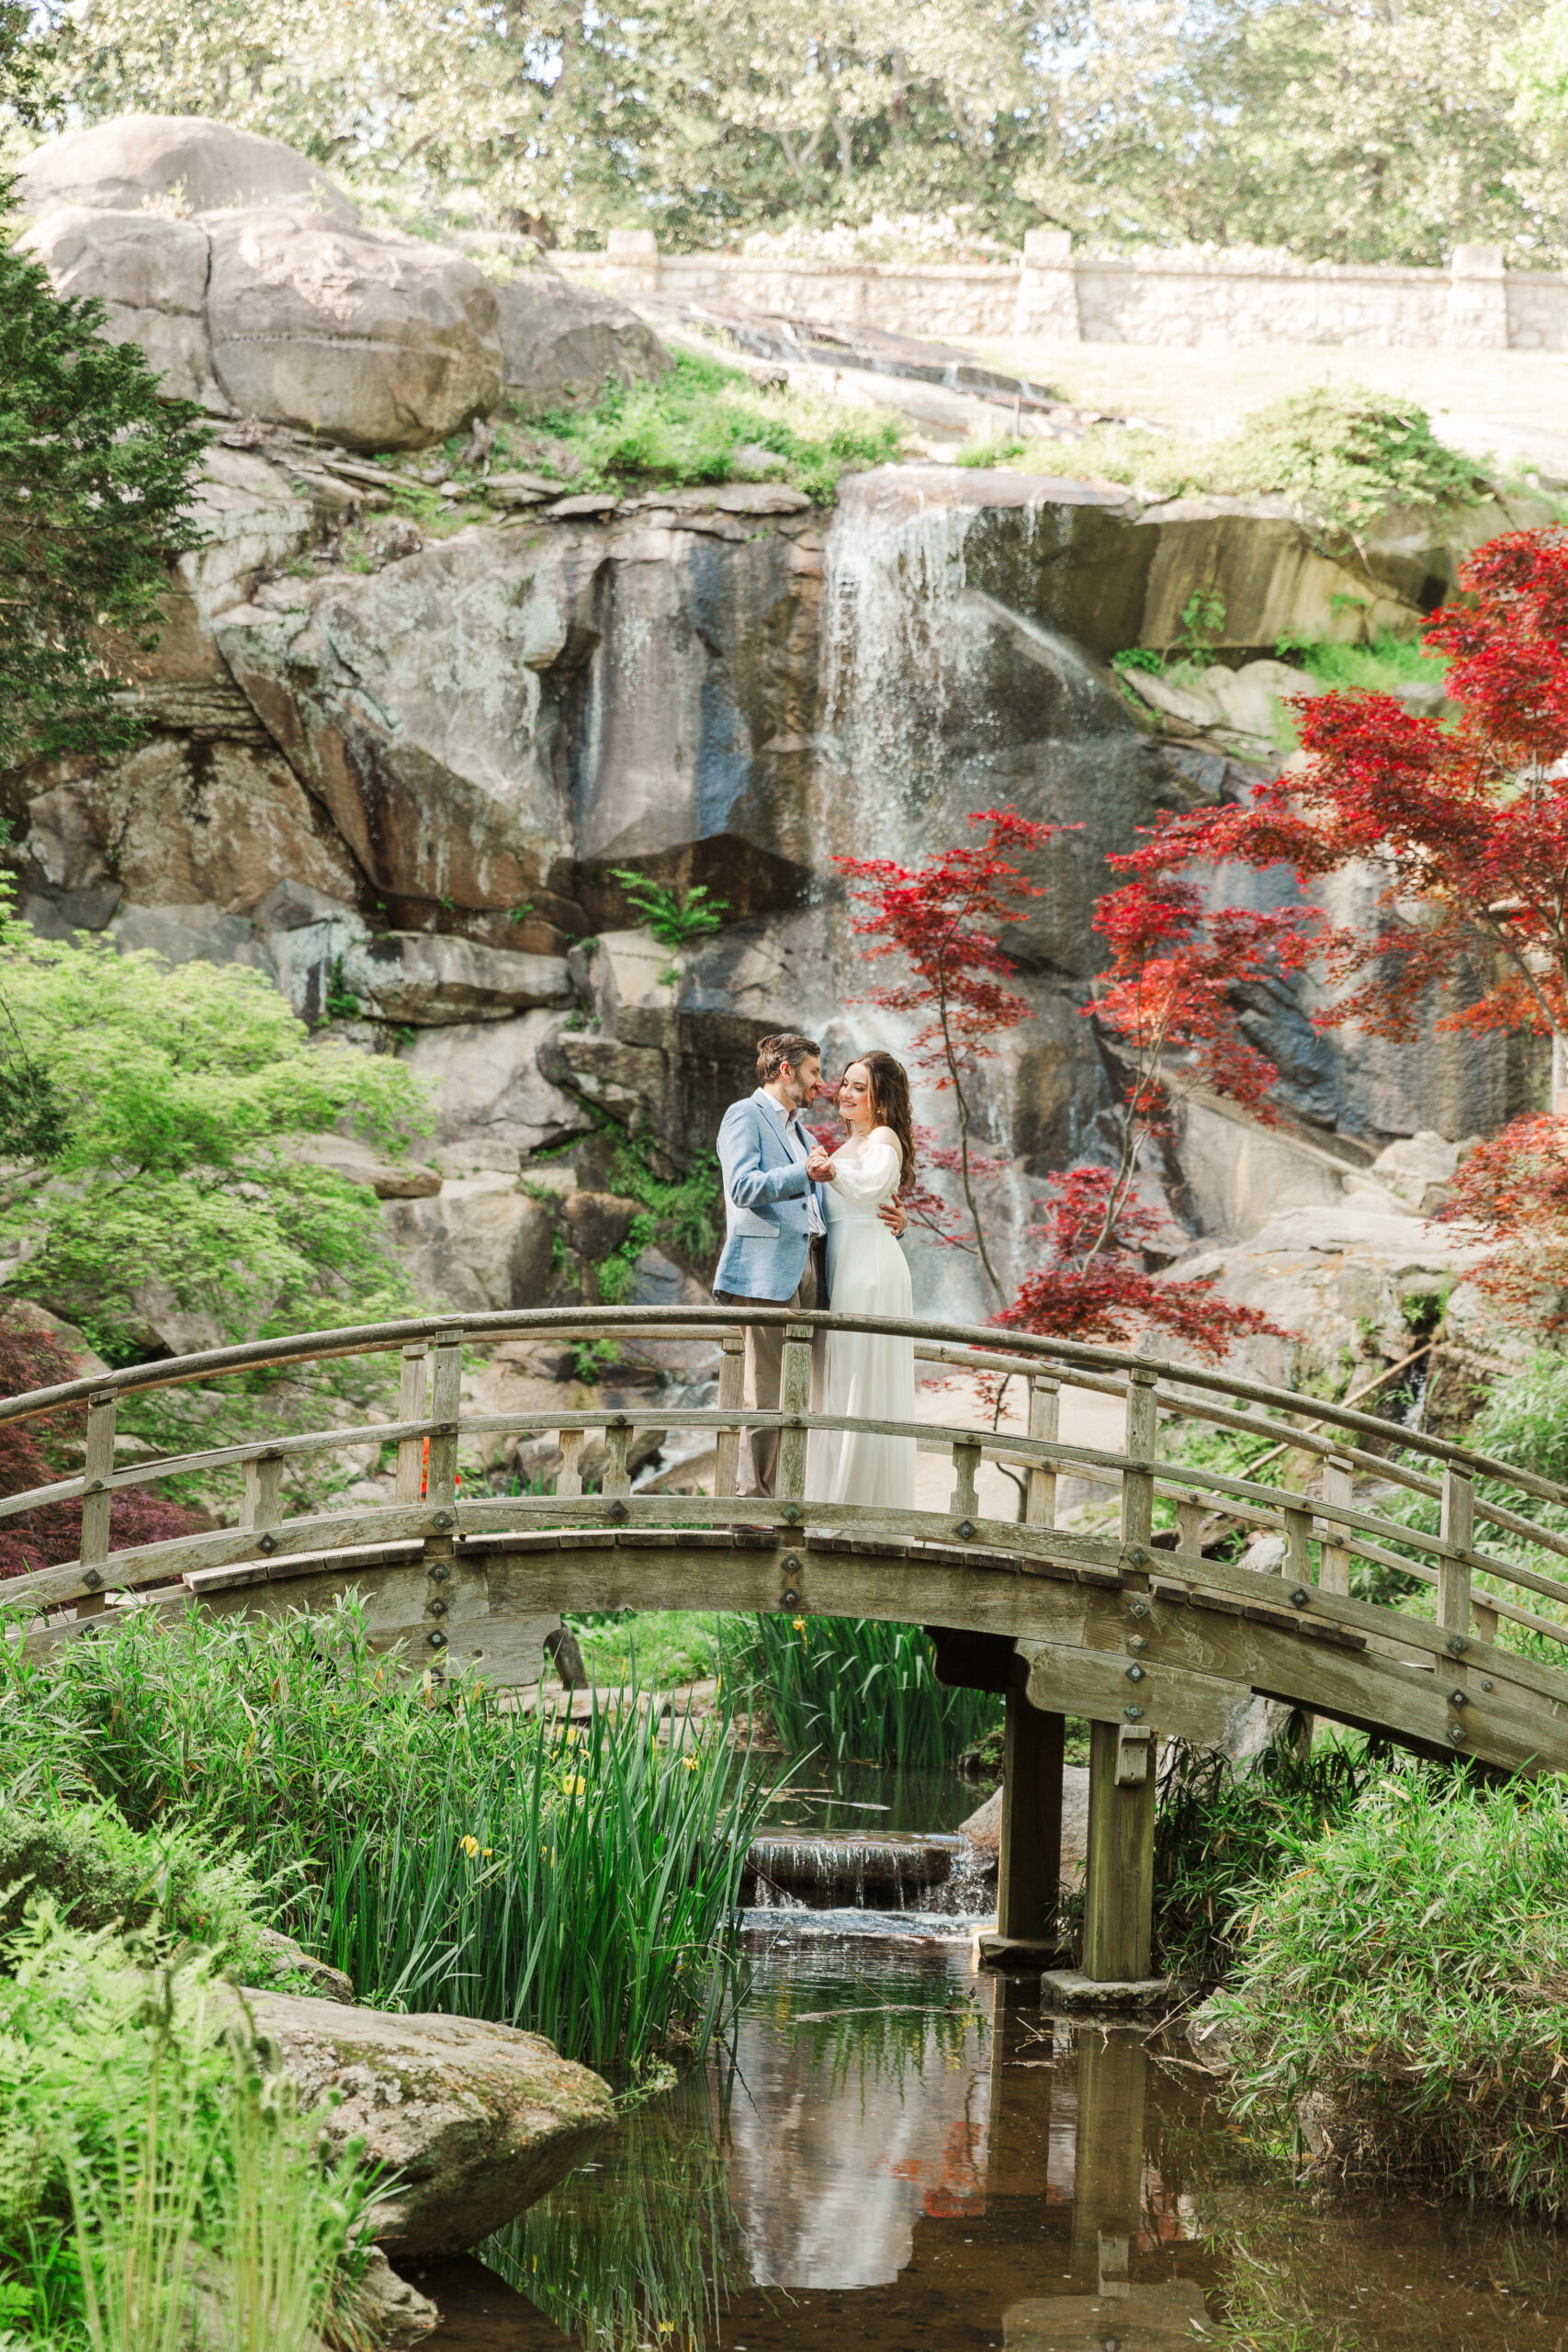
[781,1070,812,1114]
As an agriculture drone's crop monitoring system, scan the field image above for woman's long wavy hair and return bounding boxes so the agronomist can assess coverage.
[846,1049,917,1192]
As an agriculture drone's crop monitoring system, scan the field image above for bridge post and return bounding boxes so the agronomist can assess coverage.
[1320,1455,1353,1595]
[242,1452,283,1533]
[394,1343,428,1503]
[775,1324,813,1502]
[1026,1374,1058,1526]
[421,1335,464,1685]
[1077,1363,1159,1984]
[714,1332,745,1498]
[992,1690,1066,1964]
[1082,1721,1157,1982]
[76,1389,117,1614]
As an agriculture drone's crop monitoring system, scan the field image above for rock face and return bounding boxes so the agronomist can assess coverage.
[13,114,358,221]
[17,208,222,406]
[206,209,503,449]
[492,265,671,412]
[242,1989,614,2256]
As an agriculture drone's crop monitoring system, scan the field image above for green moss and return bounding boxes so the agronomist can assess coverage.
[564,1609,726,1689]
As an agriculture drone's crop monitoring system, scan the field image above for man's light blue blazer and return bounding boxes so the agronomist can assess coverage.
[714,1088,825,1303]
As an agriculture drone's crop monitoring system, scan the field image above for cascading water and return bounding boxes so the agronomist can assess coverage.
[813,467,1141,1316]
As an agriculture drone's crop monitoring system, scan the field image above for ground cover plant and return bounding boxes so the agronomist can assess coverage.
[0,1598,775,2082]
[729,1613,1001,1770]
[0,1913,378,2352]
[1213,1770,1568,2214]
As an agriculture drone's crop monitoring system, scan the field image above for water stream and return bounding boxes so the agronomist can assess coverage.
[412,1765,1568,2352]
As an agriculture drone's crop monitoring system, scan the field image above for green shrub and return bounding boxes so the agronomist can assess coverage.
[1066,383,1483,540]
[0,1799,273,1978]
[0,1600,776,2082]
[1215,1770,1568,2212]
[728,1614,1002,1769]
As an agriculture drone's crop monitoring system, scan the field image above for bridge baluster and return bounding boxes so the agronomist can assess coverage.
[557,1430,584,1498]
[1175,1490,1205,1558]
[775,1323,814,1502]
[1284,1506,1313,1588]
[394,1342,429,1504]
[1026,1375,1058,1529]
[242,1453,283,1533]
[604,1420,632,1497]
[1440,1465,1474,1640]
[951,1437,982,1526]
[424,1335,463,1510]
[714,1332,744,1499]
[1319,1455,1353,1596]
[1121,1364,1158,1563]
[76,1389,117,1614]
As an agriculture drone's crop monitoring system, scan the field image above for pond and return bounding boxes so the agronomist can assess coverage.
[411,1773,1568,2352]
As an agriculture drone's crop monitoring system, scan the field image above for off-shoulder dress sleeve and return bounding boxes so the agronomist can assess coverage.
[830,1131,903,1203]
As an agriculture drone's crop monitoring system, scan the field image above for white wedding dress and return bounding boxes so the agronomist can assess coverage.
[806,1127,917,1511]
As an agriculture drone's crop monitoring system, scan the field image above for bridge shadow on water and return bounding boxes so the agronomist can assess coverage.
[408,1788,1568,2352]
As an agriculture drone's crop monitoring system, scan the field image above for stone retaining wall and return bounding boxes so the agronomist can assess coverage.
[564,230,1568,352]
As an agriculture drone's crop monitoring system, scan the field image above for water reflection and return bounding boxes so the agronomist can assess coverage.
[460,1922,1568,2352]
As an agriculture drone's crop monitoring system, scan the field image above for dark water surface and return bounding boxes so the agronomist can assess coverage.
[413,1826,1568,2350]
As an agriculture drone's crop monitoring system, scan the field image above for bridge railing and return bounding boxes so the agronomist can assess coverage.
[2,1304,1567,1693]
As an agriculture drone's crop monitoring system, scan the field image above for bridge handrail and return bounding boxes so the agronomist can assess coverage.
[2,1303,1566,1514]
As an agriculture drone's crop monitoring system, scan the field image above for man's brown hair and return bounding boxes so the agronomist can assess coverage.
[755,1032,819,1083]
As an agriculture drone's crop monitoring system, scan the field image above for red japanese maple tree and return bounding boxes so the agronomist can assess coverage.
[838,808,1286,1361]
[0,1303,200,1577]
[1116,525,1568,1325]
[835,808,1055,1303]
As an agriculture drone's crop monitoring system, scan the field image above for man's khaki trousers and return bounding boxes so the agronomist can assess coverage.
[715,1240,825,1497]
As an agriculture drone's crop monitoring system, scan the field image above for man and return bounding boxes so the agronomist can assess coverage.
[714,1032,907,1497]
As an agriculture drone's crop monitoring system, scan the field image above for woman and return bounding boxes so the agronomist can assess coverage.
[805,1049,918,1511]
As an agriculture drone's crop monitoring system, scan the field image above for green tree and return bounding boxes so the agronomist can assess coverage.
[0,198,209,773]
[0,910,430,1365]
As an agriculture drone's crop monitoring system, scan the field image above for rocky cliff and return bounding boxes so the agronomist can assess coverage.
[5,117,1547,1438]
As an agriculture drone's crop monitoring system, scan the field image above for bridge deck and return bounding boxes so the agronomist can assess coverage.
[5,1305,1567,1983]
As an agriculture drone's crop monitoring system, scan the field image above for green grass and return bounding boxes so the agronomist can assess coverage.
[0,1599,777,2083]
[1214,1769,1568,2213]
[521,350,902,506]
[565,1609,725,1689]
[1147,1738,1385,1983]
[0,1914,379,2352]
[728,1614,1003,1770]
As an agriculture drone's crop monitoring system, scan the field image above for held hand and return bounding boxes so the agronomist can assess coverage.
[806,1147,837,1182]
[879,1196,908,1238]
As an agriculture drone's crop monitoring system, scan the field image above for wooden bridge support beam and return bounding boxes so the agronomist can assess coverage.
[988,1691,1066,1967]
[1081,1720,1156,1984]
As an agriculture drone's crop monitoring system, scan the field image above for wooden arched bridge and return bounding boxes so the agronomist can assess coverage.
[6,1306,1568,1987]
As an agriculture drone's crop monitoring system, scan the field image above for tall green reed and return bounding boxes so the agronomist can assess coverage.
[728,1613,1001,1769]
[0,1599,777,2079]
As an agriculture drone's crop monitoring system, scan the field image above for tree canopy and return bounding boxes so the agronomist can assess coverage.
[0,907,430,1365]
[17,0,1568,265]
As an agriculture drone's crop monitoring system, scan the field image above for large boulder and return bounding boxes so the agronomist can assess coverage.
[13,114,358,222]
[241,1989,613,2256]
[491,266,670,413]
[16,208,221,406]
[380,1173,554,1311]
[206,208,502,450]
[25,737,362,920]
